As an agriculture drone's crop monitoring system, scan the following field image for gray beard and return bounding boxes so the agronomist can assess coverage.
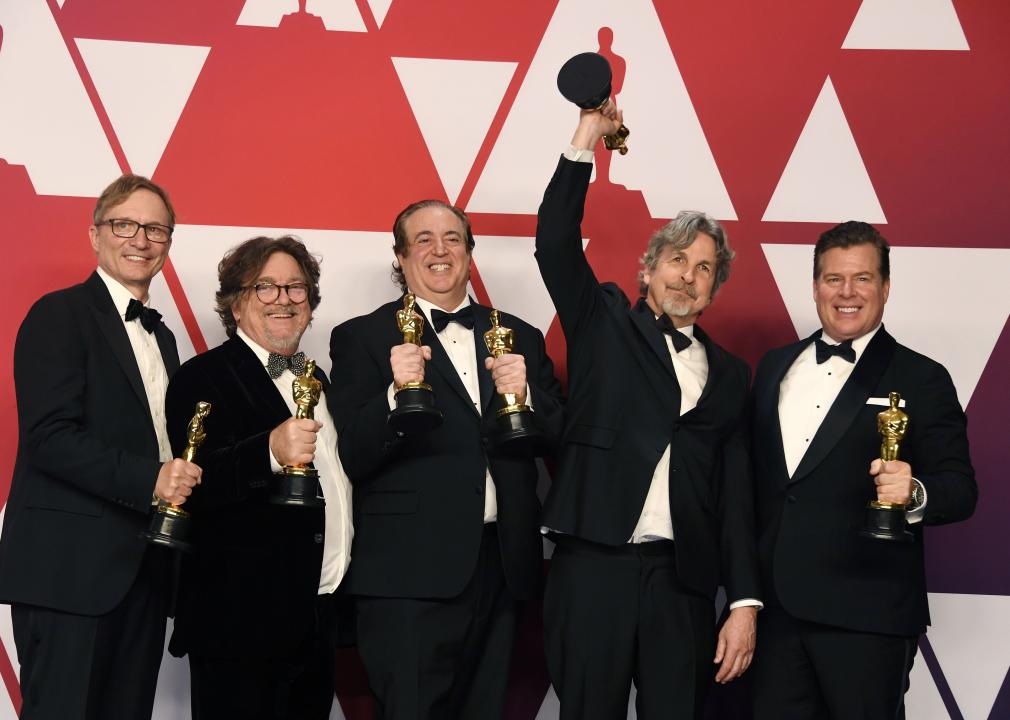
[661,298,692,317]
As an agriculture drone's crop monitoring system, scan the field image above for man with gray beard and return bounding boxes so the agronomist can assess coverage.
[534,101,761,719]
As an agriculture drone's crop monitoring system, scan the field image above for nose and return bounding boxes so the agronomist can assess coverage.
[681,265,695,284]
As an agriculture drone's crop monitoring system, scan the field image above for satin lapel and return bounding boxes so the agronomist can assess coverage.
[471,303,495,413]
[222,337,293,424]
[85,273,150,416]
[630,304,677,380]
[790,329,897,484]
[692,325,720,408]
[420,309,480,418]
[760,336,815,490]
[154,323,180,376]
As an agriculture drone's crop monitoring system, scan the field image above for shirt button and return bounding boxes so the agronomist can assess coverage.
[787,495,797,503]
[314,533,323,543]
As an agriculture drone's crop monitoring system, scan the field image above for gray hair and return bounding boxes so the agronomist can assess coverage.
[637,210,735,296]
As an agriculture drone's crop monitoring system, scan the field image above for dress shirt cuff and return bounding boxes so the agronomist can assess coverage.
[906,477,927,524]
[524,383,533,410]
[386,382,397,412]
[563,145,595,163]
[269,446,283,474]
[729,599,764,611]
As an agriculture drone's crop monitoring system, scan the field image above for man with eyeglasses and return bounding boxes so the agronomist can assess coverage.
[164,235,353,718]
[329,200,565,719]
[0,174,200,719]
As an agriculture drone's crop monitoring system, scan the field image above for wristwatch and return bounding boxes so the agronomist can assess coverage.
[908,479,925,511]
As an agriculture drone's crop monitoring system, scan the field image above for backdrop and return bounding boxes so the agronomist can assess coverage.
[0,1,1008,718]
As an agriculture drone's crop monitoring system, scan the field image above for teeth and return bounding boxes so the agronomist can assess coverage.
[125,255,146,261]
[430,264,450,271]
[837,307,859,314]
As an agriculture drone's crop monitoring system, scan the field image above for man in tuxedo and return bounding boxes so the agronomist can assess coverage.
[165,235,352,719]
[0,175,201,719]
[328,199,564,719]
[534,103,761,720]
[749,221,977,719]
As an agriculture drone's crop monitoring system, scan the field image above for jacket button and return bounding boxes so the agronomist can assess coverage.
[787,495,797,503]
[475,485,484,495]
[314,533,323,543]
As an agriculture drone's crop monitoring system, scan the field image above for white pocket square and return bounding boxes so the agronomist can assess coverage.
[866,397,907,408]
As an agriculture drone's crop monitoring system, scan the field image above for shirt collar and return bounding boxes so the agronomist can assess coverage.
[413,294,472,325]
[236,327,276,368]
[819,323,881,363]
[96,266,148,317]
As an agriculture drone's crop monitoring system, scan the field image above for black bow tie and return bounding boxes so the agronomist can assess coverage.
[430,306,475,333]
[655,314,692,353]
[267,351,306,379]
[815,338,856,364]
[125,298,162,333]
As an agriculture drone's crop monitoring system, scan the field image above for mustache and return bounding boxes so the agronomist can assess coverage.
[667,282,697,299]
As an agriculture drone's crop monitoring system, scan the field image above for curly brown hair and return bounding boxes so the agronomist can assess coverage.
[215,236,322,337]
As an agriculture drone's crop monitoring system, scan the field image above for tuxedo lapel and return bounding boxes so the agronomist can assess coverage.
[471,303,495,413]
[155,323,180,376]
[222,337,292,424]
[761,336,814,490]
[629,300,681,414]
[790,329,897,484]
[85,273,151,417]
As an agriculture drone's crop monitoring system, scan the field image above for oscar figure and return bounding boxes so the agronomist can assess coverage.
[269,359,325,507]
[858,391,913,542]
[483,309,547,455]
[557,51,630,154]
[388,293,444,434]
[140,401,211,553]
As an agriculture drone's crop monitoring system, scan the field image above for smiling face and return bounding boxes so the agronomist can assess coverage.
[232,251,311,354]
[814,243,890,342]
[395,205,471,310]
[641,233,717,327]
[88,188,171,300]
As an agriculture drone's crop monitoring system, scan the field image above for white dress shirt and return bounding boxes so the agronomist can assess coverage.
[96,267,172,463]
[386,297,498,523]
[236,329,354,594]
[630,323,707,543]
[778,325,925,522]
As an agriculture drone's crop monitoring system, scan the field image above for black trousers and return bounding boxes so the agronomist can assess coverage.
[355,524,517,720]
[544,536,716,720]
[751,605,917,720]
[188,591,338,720]
[12,546,171,720]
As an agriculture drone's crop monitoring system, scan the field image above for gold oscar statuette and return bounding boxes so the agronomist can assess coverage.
[270,359,325,507]
[482,309,547,456]
[857,391,914,542]
[140,401,211,553]
[387,293,443,435]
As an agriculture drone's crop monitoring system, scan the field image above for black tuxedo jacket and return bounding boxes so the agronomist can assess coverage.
[328,298,564,602]
[751,328,977,636]
[534,156,759,603]
[0,272,179,616]
[164,336,327,659]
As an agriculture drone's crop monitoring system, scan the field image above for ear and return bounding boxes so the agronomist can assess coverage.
[811,277,818,303]
[89,225,99,253]
[882,278,890,304]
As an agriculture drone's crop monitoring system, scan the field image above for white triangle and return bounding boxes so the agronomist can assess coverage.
[763,78,886,223]
[328,695,347,719]
[75,39,210,178]
[151,619,191,720]
[392,58,517,205]
[904,645,951,720]
[536,683,639,719]
[927,593,1010,720]
[236,0,366,31]
[169,225,401,370]
[365,0,394,27]
[762,243,1010,408]
[843,0,969,51]
[472,236,589,338]
[467,0,735,220]
[0,1,120,196]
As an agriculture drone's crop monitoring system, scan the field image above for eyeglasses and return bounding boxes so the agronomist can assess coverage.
[99,218,174,243]
[248,282,309,304]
